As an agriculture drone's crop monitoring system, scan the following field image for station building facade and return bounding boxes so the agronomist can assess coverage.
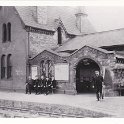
[0,6,124,95]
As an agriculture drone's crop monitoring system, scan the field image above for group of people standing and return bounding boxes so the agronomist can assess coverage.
[26,75,57,95]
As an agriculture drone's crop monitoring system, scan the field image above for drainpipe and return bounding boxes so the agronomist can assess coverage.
[26,29,30,81]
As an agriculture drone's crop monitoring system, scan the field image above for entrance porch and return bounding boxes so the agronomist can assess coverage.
[76,58,100,93]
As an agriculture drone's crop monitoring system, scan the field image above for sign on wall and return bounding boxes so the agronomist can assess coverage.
[55,63,69,80]
[31,66,38,79]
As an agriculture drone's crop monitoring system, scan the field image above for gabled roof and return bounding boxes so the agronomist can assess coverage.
[71,45,114,56]
[30,45,114,61]
[15,6,54,31]
[30,44,115,63]
[56,28,124,52]
[57,45,114,58]
[30,49,60,60]
[15,6,95,35]
[46,6,81,35]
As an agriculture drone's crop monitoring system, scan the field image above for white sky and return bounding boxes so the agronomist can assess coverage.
[86,6,124,32]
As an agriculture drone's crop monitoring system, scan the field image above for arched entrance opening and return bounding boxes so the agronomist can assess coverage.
[76,58,100,93]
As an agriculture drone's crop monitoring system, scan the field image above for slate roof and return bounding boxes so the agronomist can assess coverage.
[15,6,95,35]
[31,44,114,61]
[56,45,114,58]
[56,28,124,52]
[15,6,54,31]
[46,6,81,35]
[71,45,114,55]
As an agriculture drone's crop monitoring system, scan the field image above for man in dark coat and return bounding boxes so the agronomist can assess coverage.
[39,75,45,94]
[34,75,40,95]
[43,77,51,95]
[93,71,104,101]
[26,76,33,94]
[51,76,57,94]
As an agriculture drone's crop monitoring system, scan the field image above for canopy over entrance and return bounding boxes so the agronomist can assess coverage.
[76,58,100,93]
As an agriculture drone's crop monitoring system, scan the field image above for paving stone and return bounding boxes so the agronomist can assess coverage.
[0,91,123,117]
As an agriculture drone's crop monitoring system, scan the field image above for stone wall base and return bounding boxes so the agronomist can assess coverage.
[104,89,119,97]
[64,90,77,95]
[0,87,121,96]
[55,89,77,95]
[0,88,25,93]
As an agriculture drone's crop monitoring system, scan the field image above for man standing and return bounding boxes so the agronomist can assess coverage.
[34,75,40,95]
[51,76,57,94]
[43,77,50,95]
[93,71,104,101]
[39,75,45,94]
[26,76,33,94]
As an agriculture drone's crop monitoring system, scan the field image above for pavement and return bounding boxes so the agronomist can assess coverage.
[0,91,124,117]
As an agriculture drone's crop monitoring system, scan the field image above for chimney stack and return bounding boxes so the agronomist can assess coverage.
[36,6,47,25]
[75,7,87,33]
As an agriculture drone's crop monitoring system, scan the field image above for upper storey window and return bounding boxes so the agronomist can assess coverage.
[2,22,11,43]
[2,23,7,42]
[7,22,11,41]
[57,27,62,45]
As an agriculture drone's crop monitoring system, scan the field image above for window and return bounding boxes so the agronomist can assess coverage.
[7,54,12,78]
[57,27,62,45]
[2,22,11,43]
[45,60,53,78]
[1,55,6,79]
[7,22,11,41]
[40,60,53,78]
[45,60,50,78]
[2,24,7,42]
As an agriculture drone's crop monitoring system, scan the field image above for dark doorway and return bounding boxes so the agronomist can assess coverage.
[76,58,100,93]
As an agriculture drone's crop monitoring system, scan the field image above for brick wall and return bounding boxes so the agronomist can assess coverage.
[29,32,58,57]
[29,30,70,57]
[0,7,28,90]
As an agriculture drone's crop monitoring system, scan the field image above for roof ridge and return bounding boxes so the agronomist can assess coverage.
[80,27,124,36]
[30,48,61,60]
[56,27,124,52]
[69,45,114,57]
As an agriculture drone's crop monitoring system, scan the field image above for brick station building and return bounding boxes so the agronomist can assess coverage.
[0,6,124,95]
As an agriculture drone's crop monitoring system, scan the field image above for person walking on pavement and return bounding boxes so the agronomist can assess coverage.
[25,76,33,94]
[93,71,104,101]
